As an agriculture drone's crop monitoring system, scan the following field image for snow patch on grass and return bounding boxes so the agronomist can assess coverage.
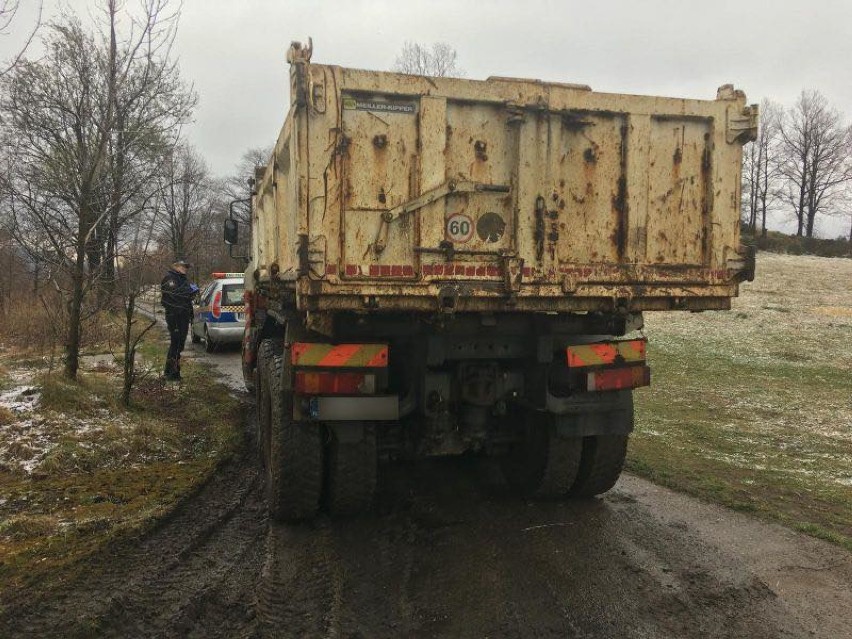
[631,252,852,547]
[0,367,141,474]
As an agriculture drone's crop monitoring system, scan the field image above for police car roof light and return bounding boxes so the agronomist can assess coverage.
[212,272,244,279]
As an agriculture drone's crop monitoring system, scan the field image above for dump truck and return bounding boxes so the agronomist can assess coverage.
[224,40,757,521]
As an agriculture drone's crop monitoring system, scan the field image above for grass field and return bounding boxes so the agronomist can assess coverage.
[630,252,852,549]
[0,338,242,602]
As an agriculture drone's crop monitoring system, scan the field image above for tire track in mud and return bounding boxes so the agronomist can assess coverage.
[258,522,336,637]
[0,427,266,639]
[95,470,263,638]
[254,458,814,639]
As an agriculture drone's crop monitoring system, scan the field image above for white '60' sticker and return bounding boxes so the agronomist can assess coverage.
[446,213,474,243]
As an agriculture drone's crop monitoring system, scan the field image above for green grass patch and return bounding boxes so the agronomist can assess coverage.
[630,318,852,552]
[38,372,115,415]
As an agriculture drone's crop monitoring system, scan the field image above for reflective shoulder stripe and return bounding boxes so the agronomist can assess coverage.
[566,339,646,367]
[291,343,388,368]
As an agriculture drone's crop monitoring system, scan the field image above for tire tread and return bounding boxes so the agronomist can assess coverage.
[266,328,323,521]
[569,435,629,498]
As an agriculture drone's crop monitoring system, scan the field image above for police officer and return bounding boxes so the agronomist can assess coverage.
[160,259,195,381]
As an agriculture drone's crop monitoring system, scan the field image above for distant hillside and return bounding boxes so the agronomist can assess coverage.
[743,229,852,258]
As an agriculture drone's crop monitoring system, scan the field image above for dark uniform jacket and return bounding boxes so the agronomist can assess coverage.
[161,269,194,315]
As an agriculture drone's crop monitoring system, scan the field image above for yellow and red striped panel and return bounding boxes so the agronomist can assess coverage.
[566,339,646,368]
[291,343,388,368]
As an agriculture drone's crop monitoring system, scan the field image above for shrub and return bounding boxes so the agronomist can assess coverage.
[742,228,852,258]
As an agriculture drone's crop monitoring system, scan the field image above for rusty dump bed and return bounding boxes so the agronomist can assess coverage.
[249,42,757,315]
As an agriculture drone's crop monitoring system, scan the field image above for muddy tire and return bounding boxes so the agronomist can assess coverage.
[568,434,629,498]
[266,324,323,522]
[501,412,583,499]
[326,423,377,516]
[256,339,281,469]
[204,326,217,353]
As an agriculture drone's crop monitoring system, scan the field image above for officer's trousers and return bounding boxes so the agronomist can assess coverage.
[165,310,190,379]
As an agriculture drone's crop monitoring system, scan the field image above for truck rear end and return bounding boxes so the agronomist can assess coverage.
[232,41,756,520]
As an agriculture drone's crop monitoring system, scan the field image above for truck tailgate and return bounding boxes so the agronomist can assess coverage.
[253,53,757,314]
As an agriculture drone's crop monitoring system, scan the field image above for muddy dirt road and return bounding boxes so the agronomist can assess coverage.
[2,344,851,639]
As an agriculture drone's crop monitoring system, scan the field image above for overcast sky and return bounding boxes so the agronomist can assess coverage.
[3,0,852,236]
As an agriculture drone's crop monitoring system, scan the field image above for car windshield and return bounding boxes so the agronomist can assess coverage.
[222,284,244,306]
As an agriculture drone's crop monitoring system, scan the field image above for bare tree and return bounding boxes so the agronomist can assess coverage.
[222,146,270,201]
[393,41,463,77]
[0,0,42,77]
[742,99,782,237]
[155,143,212,260]
[215,145,272,265]
[120,201,164,405]
[778,90,852,238]
[0,0,196,380]
[222,145,270,223]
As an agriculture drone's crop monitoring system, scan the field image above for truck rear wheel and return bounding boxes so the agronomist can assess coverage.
[501,412,582,499]
[326,423,377,516]
[568,434,629,498]
[255,339,281,469]
[266,333,323,521]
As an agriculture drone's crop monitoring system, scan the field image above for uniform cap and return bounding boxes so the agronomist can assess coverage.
[172,259,192,268]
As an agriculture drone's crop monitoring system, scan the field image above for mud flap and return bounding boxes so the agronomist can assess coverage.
[328,421,366,444]
[548,390,634,438]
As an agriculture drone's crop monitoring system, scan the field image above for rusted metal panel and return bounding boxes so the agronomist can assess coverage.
[247,43,756,313]
[340,93,419,278]
[646,117,713,264]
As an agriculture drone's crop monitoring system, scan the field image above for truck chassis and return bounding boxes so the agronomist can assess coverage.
[246,283,646,520]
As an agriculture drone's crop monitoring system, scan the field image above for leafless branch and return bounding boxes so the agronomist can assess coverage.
[393,41,464,78]
[0,0,42,78]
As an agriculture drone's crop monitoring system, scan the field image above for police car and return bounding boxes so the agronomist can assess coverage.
[191,273,246,352]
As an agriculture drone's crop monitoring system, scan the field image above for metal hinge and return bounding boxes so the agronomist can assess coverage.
[727,103,759,144]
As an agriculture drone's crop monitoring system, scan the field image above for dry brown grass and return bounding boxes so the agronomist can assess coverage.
[0,290,126,355]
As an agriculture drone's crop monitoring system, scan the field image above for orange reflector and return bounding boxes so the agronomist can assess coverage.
[294,372,376,395]
[291,343,388,368]
[587,366,651,392]
[567,339,646,368]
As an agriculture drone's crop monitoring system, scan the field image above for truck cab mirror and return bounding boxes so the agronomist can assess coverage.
[224,219,239,245]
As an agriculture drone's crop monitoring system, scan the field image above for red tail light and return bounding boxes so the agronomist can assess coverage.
[294,371,376,395]
[586,366,651,392]
[212,290,222,319]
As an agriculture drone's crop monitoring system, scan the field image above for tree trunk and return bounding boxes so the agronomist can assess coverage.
[121,292,135,407]
[796,174,808,237]
[66,206,90,381]
[749,145,762,232]
[100,224,117,303]
[65,267,84,380]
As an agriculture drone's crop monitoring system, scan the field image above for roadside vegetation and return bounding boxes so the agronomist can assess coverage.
[0,320,242,603]
[630,252,852,550]
[744,228,852,259]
